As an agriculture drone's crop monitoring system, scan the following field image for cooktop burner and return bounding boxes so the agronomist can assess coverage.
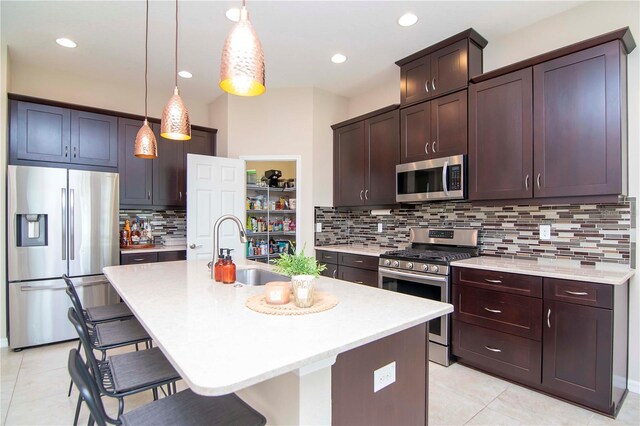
[382,249,473,263]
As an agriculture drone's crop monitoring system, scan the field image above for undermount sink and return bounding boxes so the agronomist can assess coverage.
[235,268,290,286]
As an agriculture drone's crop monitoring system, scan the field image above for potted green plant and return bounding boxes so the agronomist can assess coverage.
[272,245,326,308]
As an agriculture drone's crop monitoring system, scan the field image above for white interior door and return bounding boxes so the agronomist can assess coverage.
[186,154,246,261]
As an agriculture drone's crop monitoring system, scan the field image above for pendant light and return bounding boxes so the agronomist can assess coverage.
[134,0,158,159]
[160,0,191,140]
[219,0,265,96]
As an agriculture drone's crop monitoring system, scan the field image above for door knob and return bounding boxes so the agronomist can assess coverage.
[189,243,202,249]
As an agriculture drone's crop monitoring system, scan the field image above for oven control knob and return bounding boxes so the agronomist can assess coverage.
[383,259,391,266]
[431,265,440,273]
[422,264,429,272]
[391,260,400,268]
[406,262,414,270]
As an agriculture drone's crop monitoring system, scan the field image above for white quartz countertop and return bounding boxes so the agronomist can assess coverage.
[315,244,398,257]
[120,245,187,254]
[103,259,452,396]
[451,256,635,286]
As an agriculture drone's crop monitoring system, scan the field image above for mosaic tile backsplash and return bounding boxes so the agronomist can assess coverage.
[119,209,186,243]
[315,200,634,266]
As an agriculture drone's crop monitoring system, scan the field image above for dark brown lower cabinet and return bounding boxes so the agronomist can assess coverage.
[316,250,379,287]
[332,323,427,426]
[339,266,378,288]
[542,300,613,413]
[120,250,186,265]
[452,266,629,416]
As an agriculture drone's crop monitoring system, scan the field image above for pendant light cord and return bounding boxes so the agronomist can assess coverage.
[175,0,178,88]
[144,0,149,118]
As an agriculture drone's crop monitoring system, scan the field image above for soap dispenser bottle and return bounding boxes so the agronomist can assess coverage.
[222,249,236,284]
[214,249,225,282]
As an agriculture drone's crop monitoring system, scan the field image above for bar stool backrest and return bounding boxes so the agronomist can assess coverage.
[67,348,121,426]
[63,274,86,318]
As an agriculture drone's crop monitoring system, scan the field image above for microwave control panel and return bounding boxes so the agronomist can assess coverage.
[448,165,462,191]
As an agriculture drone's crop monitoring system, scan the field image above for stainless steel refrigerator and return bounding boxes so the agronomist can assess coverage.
[7,165,119,349]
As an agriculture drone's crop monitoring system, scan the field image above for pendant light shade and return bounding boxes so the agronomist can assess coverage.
[161,87,191,140]
[134,119,158,159]
[134,0,158,158]
[161,0,191,141]
[220,2,265,96]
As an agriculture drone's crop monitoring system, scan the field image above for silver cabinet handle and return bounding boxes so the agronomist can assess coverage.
[484,279,502,284]
[537,173,541,189]
[189,243,202,249]
[525,174,529,190]
[432,141,436,153]
[425,142,429,154]
[65,146,68,157]
[61,188,67,260]
[432,78,436,91]
[484,307,502,314]
[332,269,337,279]
[547,308,551,328]
[424,80,429,93]
[354,260,364,263]
[354,281,364,284]
[484,346,501,353]
[133,258,147,262]
[359,190,364,201]
[148,191,151,200]
[565,290,588,296]
[179,191,183,201]
[364,189,369,200]
[69,189,75,260]
[73,146,77,158]
[442,160,449,196]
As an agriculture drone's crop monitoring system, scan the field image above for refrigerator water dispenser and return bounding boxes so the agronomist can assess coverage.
[16,214,47,247]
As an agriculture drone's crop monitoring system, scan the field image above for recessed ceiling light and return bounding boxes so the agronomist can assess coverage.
[56,38,77,48]
[225,8,240,22]
[178,70,193,79]
[331,54,347,64]
[398,13,418,27]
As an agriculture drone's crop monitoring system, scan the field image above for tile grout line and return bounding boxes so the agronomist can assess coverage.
[463,383,512,425]
[4,352,25,424]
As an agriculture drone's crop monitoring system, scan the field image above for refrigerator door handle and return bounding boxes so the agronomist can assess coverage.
[70,189,75,260]
[61,188,67,260]
[20,281,107,291]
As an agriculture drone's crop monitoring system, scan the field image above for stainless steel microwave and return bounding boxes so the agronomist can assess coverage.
[396,155,466,202]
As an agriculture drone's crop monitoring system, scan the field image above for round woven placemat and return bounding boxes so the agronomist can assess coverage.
[245,291,339,315]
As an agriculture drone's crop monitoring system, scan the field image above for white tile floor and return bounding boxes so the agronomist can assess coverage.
[1,340,638,425]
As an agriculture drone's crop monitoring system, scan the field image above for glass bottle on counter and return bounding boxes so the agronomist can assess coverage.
[214,249,225,282]
[222,249,236,284]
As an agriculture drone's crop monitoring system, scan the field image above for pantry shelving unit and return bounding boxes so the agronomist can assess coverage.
[246,184,297,263]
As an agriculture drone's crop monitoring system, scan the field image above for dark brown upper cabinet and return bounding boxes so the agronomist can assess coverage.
[469,68,533,201]
[533,42,625,198]
[397,29,487,107]
[469,28,635,202]
[400,90,467,163]
[70,110,118,168]
[333,106,399,208]
[151,123,186,207]
[118,118,153,206]
[11,101,71,164]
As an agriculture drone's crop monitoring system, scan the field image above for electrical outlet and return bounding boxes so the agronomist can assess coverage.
[315,223,322,233]
[373,361,396,393]
[378,223,383,233]
[539,224,551,240]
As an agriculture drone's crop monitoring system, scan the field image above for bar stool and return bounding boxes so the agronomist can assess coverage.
[68,348,267,426]
[68,308,181,425]
[63,275,134,323]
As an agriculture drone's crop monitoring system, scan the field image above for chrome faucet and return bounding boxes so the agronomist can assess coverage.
[212,215,248,278]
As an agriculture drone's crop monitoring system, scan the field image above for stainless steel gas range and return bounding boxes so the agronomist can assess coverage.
[378,228,479,366]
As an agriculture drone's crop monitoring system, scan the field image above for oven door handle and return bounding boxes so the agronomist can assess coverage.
[379,267,448,285]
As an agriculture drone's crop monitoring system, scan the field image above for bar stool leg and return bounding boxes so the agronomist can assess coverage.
[73,394,82,426]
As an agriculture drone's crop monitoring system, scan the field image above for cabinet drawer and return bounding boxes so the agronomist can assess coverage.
[320,264,338,280]
[120,252,158,265]
[453,267,542,298]
[338,253,378,271]
[544,278,612,309]
[453,285,542,340]
[339,266,378,288]
[316,250,338,265]
[453,320,541,386]
[158,250,186,262]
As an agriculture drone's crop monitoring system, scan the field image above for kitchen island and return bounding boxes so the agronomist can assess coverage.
[104,258,452,425]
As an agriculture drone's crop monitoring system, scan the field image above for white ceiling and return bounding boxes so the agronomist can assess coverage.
[1,1,585,107]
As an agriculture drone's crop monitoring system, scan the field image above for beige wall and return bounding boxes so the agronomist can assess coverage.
[209,94,228,157]
[344,0,640,391]
[8,61,210,126]
[208,87,347,252]
[346,67,399,119]
[1,43,9,345]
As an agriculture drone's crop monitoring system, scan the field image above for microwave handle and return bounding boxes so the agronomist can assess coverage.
[442,160,449,196]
